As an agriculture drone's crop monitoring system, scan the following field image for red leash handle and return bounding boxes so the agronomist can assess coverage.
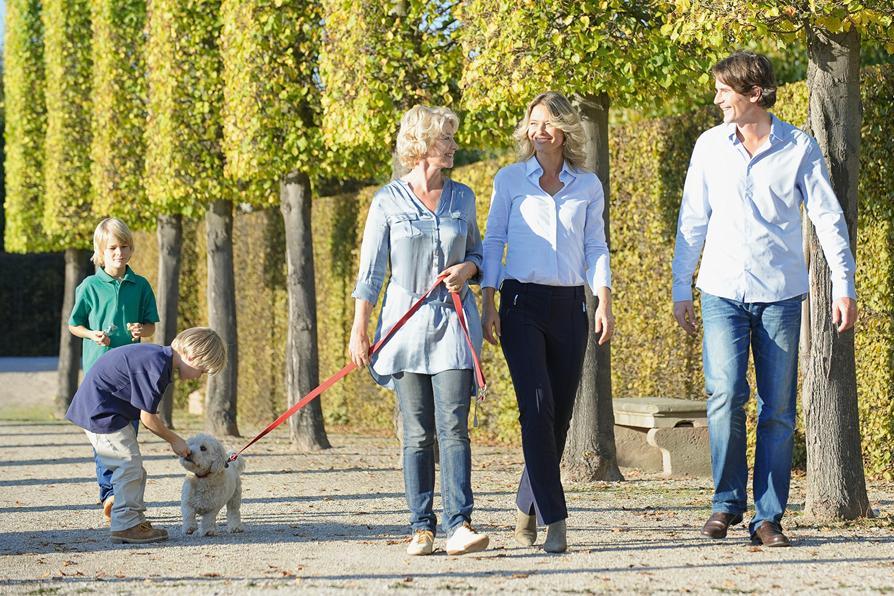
[229,273,486,461]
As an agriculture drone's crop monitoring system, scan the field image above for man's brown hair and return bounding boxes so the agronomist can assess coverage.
[711,51,777,109]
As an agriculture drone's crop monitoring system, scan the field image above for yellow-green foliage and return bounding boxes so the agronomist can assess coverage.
[458,0,721,148]
[3,0,51,253]
[220,0,322,193]
[90,0,152,228]
[610,107,717,401]
[41,0,94,249]
[319,0,462,177]
[144,0,227,218]
[854,68,894,480]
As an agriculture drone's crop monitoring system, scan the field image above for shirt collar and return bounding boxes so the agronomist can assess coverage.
[726,113,785,146]
[524,154,577,183]
[96,265,136,283]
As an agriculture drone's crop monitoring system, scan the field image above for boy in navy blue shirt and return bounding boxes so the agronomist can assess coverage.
[66,327,226,544]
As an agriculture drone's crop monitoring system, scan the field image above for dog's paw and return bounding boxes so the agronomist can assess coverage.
[198,527,218,537]
[228,524,244,534]
[183,525,197,536]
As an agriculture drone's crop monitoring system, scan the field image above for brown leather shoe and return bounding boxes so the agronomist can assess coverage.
[111,521,168,544]
[700,512,744,539]
[751,521,791,547]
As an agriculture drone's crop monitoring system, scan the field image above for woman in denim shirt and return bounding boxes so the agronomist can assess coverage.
[349,105,489,557]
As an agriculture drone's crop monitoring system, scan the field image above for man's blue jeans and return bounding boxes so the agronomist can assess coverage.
[96,419,139,503]
[701,292,802,534]
[393,369,474,537]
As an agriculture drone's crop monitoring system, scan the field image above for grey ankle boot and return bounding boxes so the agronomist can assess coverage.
[514,508,536,546]
[543,519,567,553]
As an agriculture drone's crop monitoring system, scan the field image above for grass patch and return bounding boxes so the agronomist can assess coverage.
[0,404,57,421]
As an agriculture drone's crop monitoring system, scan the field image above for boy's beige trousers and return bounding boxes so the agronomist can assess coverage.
[84,424,147,532]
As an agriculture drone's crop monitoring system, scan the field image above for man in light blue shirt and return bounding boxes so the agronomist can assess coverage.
[671,52,857,548]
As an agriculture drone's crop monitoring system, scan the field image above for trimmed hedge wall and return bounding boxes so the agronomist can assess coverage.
[129,67,892,477]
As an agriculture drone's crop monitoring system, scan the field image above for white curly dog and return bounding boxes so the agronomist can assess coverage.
[179,433,245,536]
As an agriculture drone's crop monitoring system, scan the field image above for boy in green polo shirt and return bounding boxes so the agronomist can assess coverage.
[68,217,159,524]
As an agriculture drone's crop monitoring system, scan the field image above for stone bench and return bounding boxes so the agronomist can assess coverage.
[613,397,710,477]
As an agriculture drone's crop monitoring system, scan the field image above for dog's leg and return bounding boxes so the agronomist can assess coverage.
[226,478,243,533]
[198,507,222,537]
[181,485,198,535]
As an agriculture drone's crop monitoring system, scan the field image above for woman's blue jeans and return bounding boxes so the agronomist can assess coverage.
[701,292,802,534]
[393,369,474,536]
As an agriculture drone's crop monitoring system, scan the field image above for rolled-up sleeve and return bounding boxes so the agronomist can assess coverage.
[800,140,856,300]
[672,141,711,302]
[352,193,390,305]
[464,192,484,285]
[482,172,509,289]
[584,176,612,292]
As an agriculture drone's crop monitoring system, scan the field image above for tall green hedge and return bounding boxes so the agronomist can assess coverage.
[132,67,893,477]
[42,0,94,248]
[144,0,226,217]
[90,0,152,228]
[3,0,50,253]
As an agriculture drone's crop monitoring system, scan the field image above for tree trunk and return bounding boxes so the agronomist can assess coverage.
[205,199,240,437]
[564,93,623,482]
[281,171,330,451]
[55,248,90,416]
[803,26,871,520]
[155,214,182,427]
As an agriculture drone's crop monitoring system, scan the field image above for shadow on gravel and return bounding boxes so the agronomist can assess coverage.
[0,454,177,467]
[1,519,412,555]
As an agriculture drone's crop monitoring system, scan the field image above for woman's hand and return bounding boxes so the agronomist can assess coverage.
[594,288,614,345]
[481,287,500,345]
[440,262,476,293]
[349,325,371,367]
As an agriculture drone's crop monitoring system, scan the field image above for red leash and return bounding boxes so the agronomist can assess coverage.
[229,273,487,461]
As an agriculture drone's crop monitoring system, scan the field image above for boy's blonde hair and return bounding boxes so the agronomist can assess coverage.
[513,91,589,170]
[395,105,459,169]
[92,218,134,267]
[172,327,227,375]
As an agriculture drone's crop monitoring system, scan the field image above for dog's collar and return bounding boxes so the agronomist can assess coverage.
[192,461,228,479]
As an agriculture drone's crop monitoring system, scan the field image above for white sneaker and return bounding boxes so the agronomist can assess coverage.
[406,529,434,556]
[445,522,489,555]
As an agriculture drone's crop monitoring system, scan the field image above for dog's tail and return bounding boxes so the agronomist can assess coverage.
[227,451,246,474]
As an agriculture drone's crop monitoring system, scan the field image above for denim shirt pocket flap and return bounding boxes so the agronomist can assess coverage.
[389,212,422,239]
[447,210,469,234]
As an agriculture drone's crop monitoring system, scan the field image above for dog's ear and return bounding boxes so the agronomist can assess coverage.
[209,440,227,474]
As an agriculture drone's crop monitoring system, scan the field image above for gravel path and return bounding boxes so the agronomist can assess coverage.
[0,364,893,594]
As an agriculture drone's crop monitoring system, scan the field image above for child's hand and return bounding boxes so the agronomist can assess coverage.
[91,330,111,347]
[171,437,190,458]
[127,322,144,341]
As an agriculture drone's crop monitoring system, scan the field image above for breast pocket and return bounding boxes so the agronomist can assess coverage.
[389,212,423,240]
[446,210,469,238]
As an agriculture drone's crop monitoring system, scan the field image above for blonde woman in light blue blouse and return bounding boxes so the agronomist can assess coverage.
[349,105,489,557]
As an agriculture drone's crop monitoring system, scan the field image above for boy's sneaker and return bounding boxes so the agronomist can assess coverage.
[102,496,114,525]
[406,529,434,556]
[110,521,168,544]
[445,522,489,555]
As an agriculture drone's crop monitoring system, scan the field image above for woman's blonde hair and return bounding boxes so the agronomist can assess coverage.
[395,105,459,169]
[513,92,589,169]
[92,218,134,267]
[172,327,227,375]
